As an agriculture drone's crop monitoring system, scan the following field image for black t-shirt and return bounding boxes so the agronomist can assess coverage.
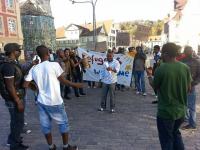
[2,63,15,78]
[0,62,24,100]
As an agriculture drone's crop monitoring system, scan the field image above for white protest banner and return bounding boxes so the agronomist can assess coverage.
[77,48,134,86]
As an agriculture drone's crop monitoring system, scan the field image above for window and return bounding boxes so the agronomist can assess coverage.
[0,17,3,33]
[6,0,14,9]
[8,18,16,33]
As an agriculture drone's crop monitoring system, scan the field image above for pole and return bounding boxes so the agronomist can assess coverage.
[92,3,95,50]
[70,0,97,50]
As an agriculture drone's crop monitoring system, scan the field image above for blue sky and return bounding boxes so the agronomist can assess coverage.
[51,0,174,28]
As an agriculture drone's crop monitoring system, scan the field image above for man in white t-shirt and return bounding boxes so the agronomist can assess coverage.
[23,45,81,150]
[98,50,120,113]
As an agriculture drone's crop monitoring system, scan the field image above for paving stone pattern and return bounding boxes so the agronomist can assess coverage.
[0,83,200,150]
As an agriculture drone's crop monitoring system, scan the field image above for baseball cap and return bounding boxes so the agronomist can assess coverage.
[4,43,22,53]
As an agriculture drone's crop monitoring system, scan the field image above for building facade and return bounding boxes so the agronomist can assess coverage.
[20,0,56,55]
[0,0,23,53]
[56,20,117,51]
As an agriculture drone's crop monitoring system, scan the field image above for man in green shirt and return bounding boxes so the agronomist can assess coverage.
[148,43,192,150]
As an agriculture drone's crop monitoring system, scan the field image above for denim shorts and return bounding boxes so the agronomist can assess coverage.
[37,102,69,134]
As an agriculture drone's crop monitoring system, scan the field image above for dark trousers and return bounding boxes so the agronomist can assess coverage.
[5,101,24,149]
[88,81,95,87]
[101,83,116,109]
[73,75,84,96]
[157,117,184,150]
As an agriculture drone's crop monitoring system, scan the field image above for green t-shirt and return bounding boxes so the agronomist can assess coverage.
[153,61,192,120]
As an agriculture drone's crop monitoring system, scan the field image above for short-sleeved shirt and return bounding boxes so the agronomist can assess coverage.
[0,62,23,100]
[100,59,120,84]
[25,61,64,106]
[153,61,192,120]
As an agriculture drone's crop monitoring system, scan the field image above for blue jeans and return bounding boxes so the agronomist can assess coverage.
[186,87,196,127]
[135,71,146,93]
[5,100,24,149]
[101,83,116,110]
[130,71,137,88]
[157,117,184,150]
[37,102,69,134]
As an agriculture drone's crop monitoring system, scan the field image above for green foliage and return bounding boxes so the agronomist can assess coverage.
[119,20,164,37]
[150,20,164,36]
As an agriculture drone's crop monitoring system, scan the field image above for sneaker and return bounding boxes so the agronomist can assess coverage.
[142,93,147,96]
[75,94,80,97]
[63,145,78,150]
[18,143,29,149]
[110,109,115,113]
[80,93,86,96]
[181,124,197,130]
[10,143,29,150]
[152,100,158,104]
[98,107,105,111]
[22,129,32,134]
[64,96,71,100]
[136,91,140,95]
[7,137,23,146]
[49,144,56,150]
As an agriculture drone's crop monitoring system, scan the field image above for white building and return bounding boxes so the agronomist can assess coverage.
[56,20,117,51]
[167,0,200,53]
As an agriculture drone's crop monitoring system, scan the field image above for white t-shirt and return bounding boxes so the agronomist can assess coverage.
[100,59,120,84]
[25,61,64,106]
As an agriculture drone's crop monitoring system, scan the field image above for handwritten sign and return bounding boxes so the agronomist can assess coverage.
[77,48,134,86]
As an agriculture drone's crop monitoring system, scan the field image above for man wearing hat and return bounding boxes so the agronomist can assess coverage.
[0,43,29,150]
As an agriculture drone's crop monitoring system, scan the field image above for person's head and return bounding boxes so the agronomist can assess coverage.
[184,45,193,58]
[153,45,160,54]
[4,43,22,59]
[106,49,114,62]
[112,47,117,53]
[36,45,49,60]
[128,47,135,52]
[176,45,182,55]
[136,46,143,53]
[56,49,65,58]
[161,43,178,62]
[64,48,70,57]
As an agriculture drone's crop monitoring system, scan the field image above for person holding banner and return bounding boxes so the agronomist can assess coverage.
[98,50,120,113]
[70,50,86,97]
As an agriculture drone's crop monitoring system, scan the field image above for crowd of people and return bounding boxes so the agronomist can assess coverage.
[0,42,200,150]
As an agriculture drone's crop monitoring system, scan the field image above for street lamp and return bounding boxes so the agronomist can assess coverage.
[69,0,98,50]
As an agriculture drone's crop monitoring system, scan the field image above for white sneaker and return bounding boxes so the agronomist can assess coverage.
[143,93,147,96]
[136,91,140,94]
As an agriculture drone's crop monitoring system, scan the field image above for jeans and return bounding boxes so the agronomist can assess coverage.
[100,83,116,110]
[5,100,24,149]
[131,71,137,88]
[157,117,184,150]
[37,102,69,134]
[135,71,146,93]
[186,87,196,127]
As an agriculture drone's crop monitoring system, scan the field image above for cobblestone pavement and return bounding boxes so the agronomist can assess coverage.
[0,83,200,150]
